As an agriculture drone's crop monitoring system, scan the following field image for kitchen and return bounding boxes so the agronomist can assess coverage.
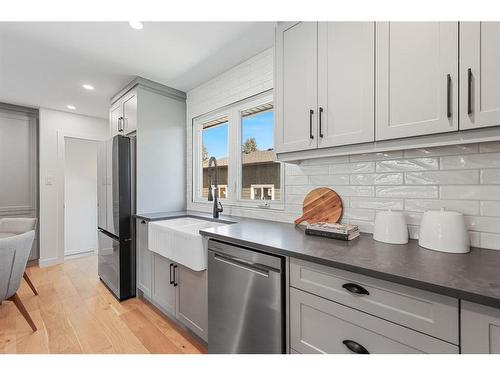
[1,1,500,372]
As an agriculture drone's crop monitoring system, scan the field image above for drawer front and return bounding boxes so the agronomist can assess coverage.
[290,258,458,344]
[290,288,458,354]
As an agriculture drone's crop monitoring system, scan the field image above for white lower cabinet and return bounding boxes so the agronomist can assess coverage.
[176,264,208,341]
[152,253,177,316]
[290,288,458,354]
[141,232,208,342]
[461,301,500,354]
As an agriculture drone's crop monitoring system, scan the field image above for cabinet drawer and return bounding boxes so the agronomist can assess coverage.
[290,288,458,354]
[290,258,458,344]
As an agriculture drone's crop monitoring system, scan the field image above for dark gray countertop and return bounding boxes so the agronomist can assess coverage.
[137,210,500,309]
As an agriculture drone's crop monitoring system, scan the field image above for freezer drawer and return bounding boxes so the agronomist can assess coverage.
[208,240,285,354]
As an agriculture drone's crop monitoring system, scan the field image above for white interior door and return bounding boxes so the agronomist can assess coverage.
[460,22,500,130]
[318,22,374,148]
[375,22,458,141]
[275,22,318,153]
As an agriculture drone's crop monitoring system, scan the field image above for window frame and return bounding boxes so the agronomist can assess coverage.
[192,91,284,210]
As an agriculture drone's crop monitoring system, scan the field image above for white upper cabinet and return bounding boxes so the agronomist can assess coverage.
[317,22,375,148]
[375,22,458,141]
[122,92,137,134]
[275,22,318,153]
[460,22,500,130]
[109,101,122,137]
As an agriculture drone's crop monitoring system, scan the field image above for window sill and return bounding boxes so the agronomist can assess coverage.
[192,199,285,212]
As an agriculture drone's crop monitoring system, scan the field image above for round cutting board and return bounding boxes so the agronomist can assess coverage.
[294,187,343,225]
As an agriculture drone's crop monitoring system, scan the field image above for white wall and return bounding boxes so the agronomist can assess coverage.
[39,108,108,266]
[185,48,500,251]
[64,137,98,256]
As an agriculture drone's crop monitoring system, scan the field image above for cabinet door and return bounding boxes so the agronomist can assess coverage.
[109,100,122,137]
[317,22,375,148]
[136,219,152,298]
[275,22,318,153]
[175,265,208,341]
[375,22,458,141]
[290,288,458,354]
[460,22,500,130]
[461,301,500,354]
[122,92,138,134]
[152,253,176,316]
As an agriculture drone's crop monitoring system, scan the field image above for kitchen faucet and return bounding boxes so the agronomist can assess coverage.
[207,156,223,219]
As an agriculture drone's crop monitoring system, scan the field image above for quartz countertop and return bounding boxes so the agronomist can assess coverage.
[136,210,500,308]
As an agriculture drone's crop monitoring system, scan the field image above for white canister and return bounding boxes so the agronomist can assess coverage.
[418,209,470,254]
[373,210,409,244]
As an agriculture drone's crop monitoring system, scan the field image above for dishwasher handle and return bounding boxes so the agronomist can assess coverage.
[213,252,279,277]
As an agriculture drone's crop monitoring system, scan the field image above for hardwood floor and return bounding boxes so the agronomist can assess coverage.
[0,255,207,354]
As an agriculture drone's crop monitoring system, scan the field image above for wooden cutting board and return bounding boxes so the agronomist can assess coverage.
[294,187,343,225]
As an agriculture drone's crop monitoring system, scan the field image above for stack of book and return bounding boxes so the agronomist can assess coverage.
[305,222,360,241]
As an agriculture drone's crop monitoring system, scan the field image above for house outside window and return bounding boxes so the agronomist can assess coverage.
[193,91,283,209]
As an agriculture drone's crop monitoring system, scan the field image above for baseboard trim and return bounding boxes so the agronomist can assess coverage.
[38,257,61,268]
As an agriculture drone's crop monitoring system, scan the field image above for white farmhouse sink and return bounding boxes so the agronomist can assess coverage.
[148,217,229,271]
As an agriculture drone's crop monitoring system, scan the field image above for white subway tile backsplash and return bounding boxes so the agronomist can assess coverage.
[350,173,403,185]
[376,158,438,172]
[480,233,500,251]
[440,185,500,200]
[309,174,350,186]
[330,162,375,174]
[480,169,500,184]
[480,201,500,217]
[349,151,403,162]
[376,186,438,198]
[405,170,479,185]
[464,216,500,234]
[350,197,404,210]
[403,144,478,158]
[440,153,500,170]
[186,50,500,249]
[404,199,479,215]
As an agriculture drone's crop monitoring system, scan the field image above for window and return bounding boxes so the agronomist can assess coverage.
[240,103,281,202]
[193,92,282,208]
[200,116,228,199]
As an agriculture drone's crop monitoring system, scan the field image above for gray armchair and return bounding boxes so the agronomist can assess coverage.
[0,218,38,295]
[0,230,37,331]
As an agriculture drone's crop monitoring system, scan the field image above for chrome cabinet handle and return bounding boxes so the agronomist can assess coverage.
[169,263,174,285]
[309,109,314,139]
[319,107,324,138]
[342,283,370,296]
[467,68,473,115]
[343,340,370,354]
[447,74,452,119]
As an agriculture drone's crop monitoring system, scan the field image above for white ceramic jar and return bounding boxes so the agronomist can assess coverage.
[418,209,470,254]
[373,210,408,244]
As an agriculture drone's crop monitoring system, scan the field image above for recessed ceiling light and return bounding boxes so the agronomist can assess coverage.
[67,105,76,110]
[129,21,143,30]
[82,84,94,90]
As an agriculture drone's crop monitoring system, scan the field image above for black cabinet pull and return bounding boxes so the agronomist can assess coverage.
[467,68,473,115]
[309,109,314,139]
[447,74,452,118]
[319,107,324,138]
[169,263,174,285]
[343,340,370,354]
[173,265,178,287]
[342,283,369,295]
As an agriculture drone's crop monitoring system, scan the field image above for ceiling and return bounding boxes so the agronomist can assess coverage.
[0,22,275,118]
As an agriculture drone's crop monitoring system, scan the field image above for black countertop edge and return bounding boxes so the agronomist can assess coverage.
[200,231,500,310]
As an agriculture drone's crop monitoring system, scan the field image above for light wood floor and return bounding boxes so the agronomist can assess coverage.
[0,255,207,354]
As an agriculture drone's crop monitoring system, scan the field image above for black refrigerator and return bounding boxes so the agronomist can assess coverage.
[97,134,136,301]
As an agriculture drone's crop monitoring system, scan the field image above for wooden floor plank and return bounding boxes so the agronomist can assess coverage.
[0,255,206,354]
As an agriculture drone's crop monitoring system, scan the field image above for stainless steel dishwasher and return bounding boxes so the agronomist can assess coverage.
[208,240,285,354]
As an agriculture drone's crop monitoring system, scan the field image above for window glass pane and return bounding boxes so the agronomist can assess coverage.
[202,118,228,198]
[240,104,281,201]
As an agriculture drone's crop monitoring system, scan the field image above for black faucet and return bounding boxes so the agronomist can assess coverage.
[207,156,223,219]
